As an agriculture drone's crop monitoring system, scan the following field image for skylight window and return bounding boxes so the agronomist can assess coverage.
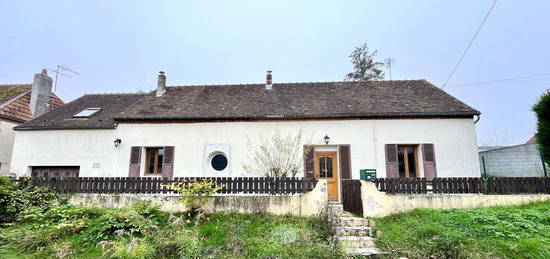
[73,108,101,118]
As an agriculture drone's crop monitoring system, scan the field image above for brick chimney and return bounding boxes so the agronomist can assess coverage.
[266,70,272,90]
[30,69,53,117]
[156,71,166,97]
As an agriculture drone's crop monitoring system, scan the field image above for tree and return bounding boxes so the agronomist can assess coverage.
[243,130,310,177]
[345,43,385,81]
[533,90,550,164]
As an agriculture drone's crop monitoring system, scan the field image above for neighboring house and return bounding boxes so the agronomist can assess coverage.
[0,70,63,174]
[479,136,548,177]
[10,71,481,201]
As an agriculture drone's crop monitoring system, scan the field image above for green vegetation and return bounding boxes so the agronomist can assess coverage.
[533,90,550,164]
[0,176,341,258]
[373,201,550,259]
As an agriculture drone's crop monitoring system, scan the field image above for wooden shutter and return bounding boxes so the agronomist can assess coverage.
[422,143,437,180]
[303,145,314,178]
[339,145,351,179]
[161,146,175,180]
[129,146,142,177]
[385,144,399,178]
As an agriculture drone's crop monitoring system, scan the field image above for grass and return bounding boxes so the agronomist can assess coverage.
[0,203,341,259]
[373,200,550,259]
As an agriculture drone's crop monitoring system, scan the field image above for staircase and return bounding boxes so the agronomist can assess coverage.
[329,202,380,257]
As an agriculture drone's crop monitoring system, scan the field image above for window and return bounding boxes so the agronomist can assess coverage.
[146,148,164,175]
[211,153,228,171]
[73,108,101,118]
[397,145,418,178]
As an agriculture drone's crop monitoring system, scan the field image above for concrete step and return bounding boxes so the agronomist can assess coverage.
[328,202,343,211]
[338,236,375,249]
[347,247,381,257]
[334,226,373,237]
[331,217,370,227]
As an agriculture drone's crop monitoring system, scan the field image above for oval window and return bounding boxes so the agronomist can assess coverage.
[211,154,228,171]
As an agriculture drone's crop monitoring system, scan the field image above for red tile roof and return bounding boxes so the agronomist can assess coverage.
[0,84,64,123]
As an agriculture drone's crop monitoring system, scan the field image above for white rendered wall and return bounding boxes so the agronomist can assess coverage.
[10,118,480,178]
[0,120,19,174]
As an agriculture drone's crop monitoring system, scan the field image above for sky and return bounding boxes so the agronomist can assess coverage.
[1,0,548,145]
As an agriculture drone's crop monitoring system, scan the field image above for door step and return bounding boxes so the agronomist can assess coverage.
[334,226,372,237]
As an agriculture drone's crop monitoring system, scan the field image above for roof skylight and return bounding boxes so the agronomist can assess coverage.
[73,108,101,118]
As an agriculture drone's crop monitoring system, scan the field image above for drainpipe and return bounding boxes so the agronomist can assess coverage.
[474,115,481,124]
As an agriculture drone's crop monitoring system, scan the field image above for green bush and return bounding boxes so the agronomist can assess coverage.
[533,90,550,164]
[84,208,159,243]
[0,176,66,225]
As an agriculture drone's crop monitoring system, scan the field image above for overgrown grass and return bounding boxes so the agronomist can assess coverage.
[373,201,550,259]
[0,203,341,258]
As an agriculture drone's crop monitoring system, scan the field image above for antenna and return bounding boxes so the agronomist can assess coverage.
[49,64,79,93]
[385,58,395,80]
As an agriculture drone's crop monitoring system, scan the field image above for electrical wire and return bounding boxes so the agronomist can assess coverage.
[441,0,498,89]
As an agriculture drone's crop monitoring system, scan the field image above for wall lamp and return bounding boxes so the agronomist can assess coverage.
[114,138,122,148]
[324,134,330,145]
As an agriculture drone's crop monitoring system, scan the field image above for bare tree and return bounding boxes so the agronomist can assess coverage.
[243,130,310,177]
[345,43,385,81]
[478,128,511,147]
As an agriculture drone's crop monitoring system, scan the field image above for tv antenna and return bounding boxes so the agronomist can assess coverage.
[48,64,79,93]
[385,58,395,80]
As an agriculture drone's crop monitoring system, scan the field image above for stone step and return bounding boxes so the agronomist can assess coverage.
[328,202,343,211]
[338,236,375,249]
[347,247,381,257]
[331,217,370,227]
[334,226,373,237]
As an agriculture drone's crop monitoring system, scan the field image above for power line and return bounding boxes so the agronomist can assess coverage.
[441,0,498,89]
[447,73,550,87]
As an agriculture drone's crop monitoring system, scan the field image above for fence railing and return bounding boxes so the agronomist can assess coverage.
[374,177,550,195]
[341,179,363,216]
[19,177,317,195]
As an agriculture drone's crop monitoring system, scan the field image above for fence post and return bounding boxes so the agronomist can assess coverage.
[540,148,548,178]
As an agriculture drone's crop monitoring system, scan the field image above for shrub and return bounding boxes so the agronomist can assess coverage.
[0,176,66,224]
[164,179,222,221]
[84,208,159,243]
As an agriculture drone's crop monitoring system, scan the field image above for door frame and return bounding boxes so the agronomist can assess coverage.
[314,150,340,201]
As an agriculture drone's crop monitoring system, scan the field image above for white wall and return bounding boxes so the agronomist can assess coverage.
[10,118,480,178]
[0,120,19,175]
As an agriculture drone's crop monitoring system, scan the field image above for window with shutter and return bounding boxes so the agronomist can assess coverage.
[128,147,142,177]
[385,144,399,178]
[162,146,175,180]
[422,143,437,180]
[339,145,351,179]
[303,145,314,178]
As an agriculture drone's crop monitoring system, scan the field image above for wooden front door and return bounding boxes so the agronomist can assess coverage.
[315,152,339,201]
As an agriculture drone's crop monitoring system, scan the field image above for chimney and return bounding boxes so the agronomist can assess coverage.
[30,69,53,117]
[266,70,272,90]
[156,71,166,97]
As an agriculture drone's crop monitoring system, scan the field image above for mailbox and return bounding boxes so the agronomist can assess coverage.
[360,169,377,181]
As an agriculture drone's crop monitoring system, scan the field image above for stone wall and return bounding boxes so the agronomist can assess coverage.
[69,180,328,217]
[361,181,550,218]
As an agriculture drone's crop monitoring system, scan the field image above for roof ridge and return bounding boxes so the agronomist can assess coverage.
[82,92,148,96]
[167,79,427,88]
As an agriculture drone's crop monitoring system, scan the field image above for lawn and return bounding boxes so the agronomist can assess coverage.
[373,200,550,259]
[0,205,342,258]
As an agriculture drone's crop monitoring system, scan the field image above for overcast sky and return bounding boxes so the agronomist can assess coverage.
[1,0,548,145]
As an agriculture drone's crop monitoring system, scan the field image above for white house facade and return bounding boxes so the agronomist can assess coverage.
[10,72,481,201]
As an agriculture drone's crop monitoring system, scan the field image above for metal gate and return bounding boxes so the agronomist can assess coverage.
[341,179,363,216]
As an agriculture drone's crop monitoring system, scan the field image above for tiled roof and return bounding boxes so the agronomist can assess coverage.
[116,80,480,120]
[16,80,480,130]
[15,93,145,129]
[0,84,64,122]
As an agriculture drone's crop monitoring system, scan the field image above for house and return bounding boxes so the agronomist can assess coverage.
[479,136,548,177]
[0,70,63,174]
[10,71,481,201]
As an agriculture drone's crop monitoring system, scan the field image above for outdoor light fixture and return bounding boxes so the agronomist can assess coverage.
[324,134,330,145]
[114,138,122,148]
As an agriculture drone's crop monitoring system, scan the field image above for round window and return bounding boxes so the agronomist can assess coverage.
[211,154,228,171]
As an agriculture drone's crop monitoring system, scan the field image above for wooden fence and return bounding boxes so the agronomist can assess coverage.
[374,177,550,195]
[341,179,363,216]
[21,177,317,195]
